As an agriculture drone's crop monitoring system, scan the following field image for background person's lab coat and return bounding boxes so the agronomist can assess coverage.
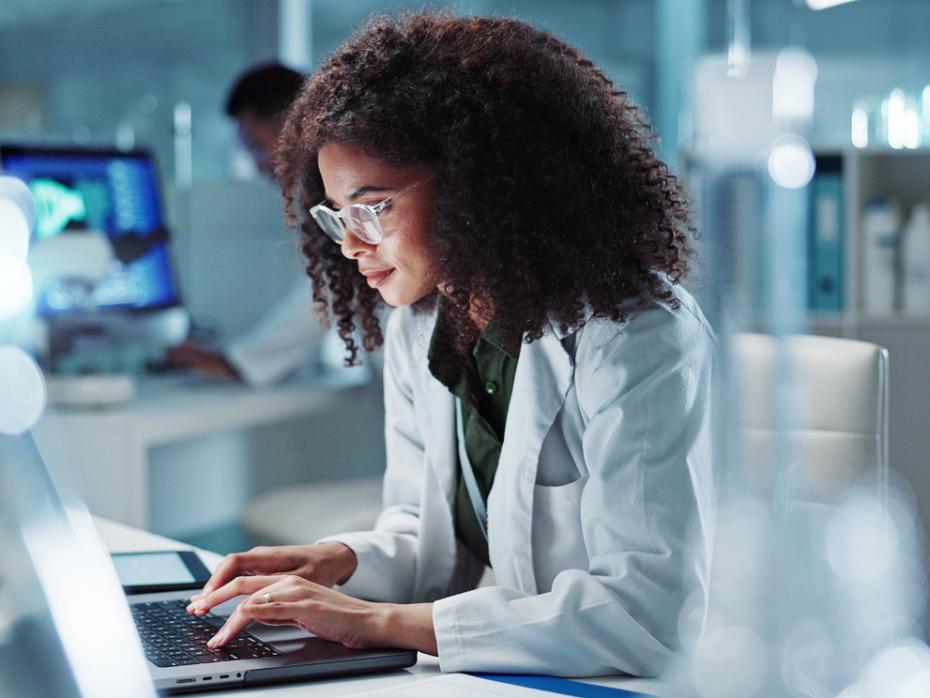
[225,278,326,386]
[226,278,388,386]
[320,284,717,677]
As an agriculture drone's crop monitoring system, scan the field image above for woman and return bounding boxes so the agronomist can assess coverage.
[187,12,716,678]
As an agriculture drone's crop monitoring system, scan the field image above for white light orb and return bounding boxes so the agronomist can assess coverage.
[691,625,769,698]
[0,176,35,238]
[0,198,31,262]
[863,641,930,698]
[773,48,818,122]
[0,256,33,320]
[768,134,816,189]
[0,345,46,435]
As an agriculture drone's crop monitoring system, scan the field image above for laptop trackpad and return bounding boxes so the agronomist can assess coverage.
[211,595,316,644]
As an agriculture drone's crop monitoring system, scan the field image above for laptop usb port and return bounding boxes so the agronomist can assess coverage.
[219,674,229,679]
[175,678,195,684]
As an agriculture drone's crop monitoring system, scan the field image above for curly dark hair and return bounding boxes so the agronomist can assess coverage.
[277,11,693,364]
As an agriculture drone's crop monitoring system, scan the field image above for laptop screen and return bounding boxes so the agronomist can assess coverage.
[0,431,156,697]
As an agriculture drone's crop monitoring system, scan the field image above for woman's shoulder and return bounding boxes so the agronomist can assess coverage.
[573,284,716,370]
[569,285,715,414]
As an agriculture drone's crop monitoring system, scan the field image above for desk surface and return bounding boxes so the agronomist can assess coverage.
[42,370,369,446]
[33,372,370,530]
[94,517,660,697]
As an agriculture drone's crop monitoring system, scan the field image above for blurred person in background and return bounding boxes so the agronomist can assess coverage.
[167,63,332,386]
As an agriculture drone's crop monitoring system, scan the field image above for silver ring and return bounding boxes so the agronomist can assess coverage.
[263,593,272,605]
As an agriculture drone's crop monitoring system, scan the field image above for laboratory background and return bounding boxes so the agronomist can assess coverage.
[1,0,930,696]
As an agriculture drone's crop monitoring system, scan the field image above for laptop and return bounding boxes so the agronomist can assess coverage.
[0,430,416,695]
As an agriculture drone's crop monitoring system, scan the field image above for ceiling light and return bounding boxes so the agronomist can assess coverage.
[806,0,859,10]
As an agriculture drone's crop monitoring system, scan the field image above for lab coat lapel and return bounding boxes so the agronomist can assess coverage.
[414,376,460,601]
[489,325,574,594]
[426,381,458,509]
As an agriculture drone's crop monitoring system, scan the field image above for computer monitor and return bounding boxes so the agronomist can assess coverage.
[0,145,188,370]
[0,144,181,315]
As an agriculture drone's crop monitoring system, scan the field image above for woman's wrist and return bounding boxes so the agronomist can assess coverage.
[371,603,437,655]
[315,542,358,586]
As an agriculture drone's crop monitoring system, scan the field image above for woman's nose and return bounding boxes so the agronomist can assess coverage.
[340,230,375,259]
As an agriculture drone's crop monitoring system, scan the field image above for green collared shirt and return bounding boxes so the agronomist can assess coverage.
[427,300,520,567]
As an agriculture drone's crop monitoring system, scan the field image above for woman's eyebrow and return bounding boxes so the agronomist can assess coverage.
[324,185,392,207]
[349,185,391,199]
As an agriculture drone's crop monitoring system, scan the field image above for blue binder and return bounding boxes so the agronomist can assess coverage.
[808,171,845,312]
[471,673,654,696]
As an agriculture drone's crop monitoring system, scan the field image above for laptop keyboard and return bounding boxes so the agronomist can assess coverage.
[131,599,281,668]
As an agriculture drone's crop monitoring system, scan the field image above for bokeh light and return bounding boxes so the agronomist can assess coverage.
[768,134,816,189]
[0,198,30,262]
[691,624,769,698]
[773,48,818,122]
[0,176,35,257]
[0,256,34,321]
[0,345,46,435]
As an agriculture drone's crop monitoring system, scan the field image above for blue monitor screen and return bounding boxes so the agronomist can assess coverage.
[0,146,181,315]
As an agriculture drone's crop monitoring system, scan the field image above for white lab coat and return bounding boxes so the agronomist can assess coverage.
[225,279,326,386]
[225,279,387,386]
[321,284,717,677]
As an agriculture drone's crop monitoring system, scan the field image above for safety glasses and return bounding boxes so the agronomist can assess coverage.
[309,179,427,245]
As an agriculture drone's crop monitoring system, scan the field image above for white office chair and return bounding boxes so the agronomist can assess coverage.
[732,333,889,499]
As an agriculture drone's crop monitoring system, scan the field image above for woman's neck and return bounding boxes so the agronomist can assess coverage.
[469,307,490,333]
[437,285,492,333]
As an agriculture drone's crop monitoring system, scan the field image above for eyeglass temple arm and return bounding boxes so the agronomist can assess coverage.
[370,178,428,214]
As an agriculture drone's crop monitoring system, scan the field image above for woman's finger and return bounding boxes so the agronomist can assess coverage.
[207,605,253,649]
[187,575,284,615]
[207,578,307,647]
[191,548,287,601]
[191,553,254,600]
[238,599,300,623]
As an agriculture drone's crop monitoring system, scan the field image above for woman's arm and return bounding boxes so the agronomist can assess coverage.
[198,573,438,654]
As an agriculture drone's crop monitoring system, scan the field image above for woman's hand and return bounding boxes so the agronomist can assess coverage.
[186,542,357,613]
[198,575,438,655]
[164,341,239,381]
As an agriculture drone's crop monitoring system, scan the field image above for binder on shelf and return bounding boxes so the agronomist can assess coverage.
[808,156,844,313]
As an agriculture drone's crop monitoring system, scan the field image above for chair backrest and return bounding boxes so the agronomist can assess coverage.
[732,333,889,499]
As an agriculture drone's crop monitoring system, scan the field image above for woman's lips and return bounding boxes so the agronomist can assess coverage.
[363,268,394,288]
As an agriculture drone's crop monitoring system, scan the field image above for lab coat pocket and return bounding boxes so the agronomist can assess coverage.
[531,475,590,592]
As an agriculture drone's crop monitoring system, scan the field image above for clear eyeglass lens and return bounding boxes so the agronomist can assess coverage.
[346,205,384,244]
[312,209,344,243]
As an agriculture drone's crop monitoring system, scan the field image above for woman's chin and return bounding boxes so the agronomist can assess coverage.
[377,281,435,308]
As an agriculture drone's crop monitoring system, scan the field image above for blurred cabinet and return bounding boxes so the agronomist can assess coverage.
[841,148,930,319]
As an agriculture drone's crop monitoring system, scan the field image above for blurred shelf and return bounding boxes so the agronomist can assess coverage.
[742,312,930,335]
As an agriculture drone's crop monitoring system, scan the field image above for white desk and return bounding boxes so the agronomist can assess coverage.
[34,371,368,530]
[95,516,661,696]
